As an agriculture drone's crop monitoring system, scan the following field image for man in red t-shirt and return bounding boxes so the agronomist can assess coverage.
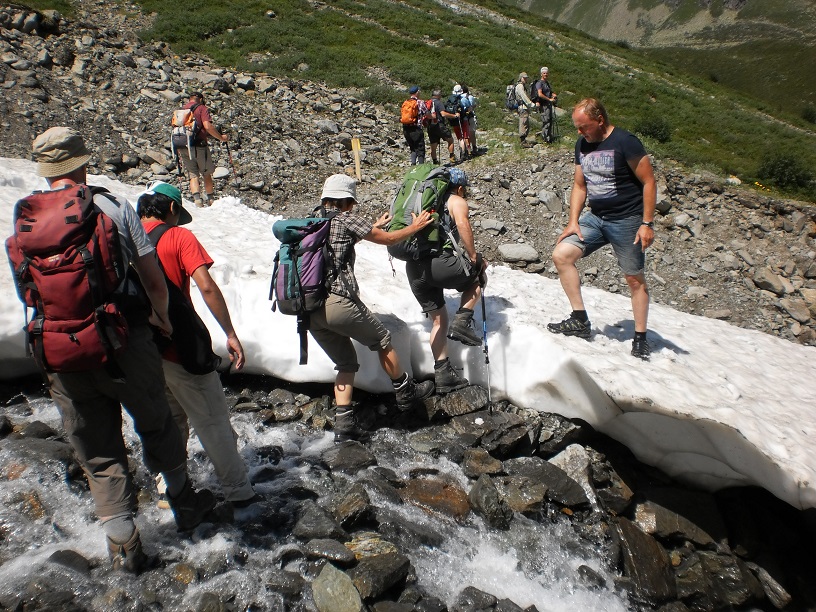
[179,92,230,207]
[137,181,258,509]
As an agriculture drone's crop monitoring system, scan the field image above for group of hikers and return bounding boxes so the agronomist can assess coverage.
[512,67,559,147]
[400,84,482,166]
[6,90,655,573]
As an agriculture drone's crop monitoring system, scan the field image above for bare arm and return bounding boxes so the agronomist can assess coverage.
[556,165,588,244]
[132,250,172,335]
[631,155,657,251]
[202,119,229,142]
[191,265,244,370]
[364,210,433,246]
[446,195,478,262]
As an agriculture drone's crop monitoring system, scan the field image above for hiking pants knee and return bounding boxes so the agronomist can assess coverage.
[162,360,253,502]
[309,294,392,373]
[518,109,530,140]
[47,325,187,518]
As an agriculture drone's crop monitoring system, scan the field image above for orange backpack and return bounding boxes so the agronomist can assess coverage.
[400,98,419,125]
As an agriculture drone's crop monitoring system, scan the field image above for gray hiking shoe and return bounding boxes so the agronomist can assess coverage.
[107,530,156,574]
[167,478,216,532]
[434,360,469,394]
[334,406,371,443]
[547,315,591,339]
[448,309,482,347]
[395,378,435,411]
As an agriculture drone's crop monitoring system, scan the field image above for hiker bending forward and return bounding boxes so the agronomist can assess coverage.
[309,174,435,442]
[405,168,488,393]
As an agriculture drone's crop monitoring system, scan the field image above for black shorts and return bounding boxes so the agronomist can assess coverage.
[427,122,452,145]
[405,251,478,313]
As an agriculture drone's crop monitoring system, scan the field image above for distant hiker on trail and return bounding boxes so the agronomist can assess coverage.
[177,92,229,207]
[13,127,215,573]
[514,72,535,147]
[460,84,480,156]
[448,84,472,161]
[137,182,259,511]
[403,168,488,393]
[428,89,457,166]
[400,85,427,166]
[548,98,656,360]
[533,67,557,143]
[308,174,435,442]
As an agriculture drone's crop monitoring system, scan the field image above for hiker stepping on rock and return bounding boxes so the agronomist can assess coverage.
[397,168,488,393]
[305,174,435,442]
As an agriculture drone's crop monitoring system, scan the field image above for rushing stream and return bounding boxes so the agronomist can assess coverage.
[0,385,631,611]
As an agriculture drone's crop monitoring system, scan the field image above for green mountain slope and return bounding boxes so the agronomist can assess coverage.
[63,0,816,199]
[505,0,816,118]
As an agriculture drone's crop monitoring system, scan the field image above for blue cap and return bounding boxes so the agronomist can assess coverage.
[409,85,420,94]
[448,168,469,186]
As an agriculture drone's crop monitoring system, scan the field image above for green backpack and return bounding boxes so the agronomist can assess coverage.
[386,163,451,261]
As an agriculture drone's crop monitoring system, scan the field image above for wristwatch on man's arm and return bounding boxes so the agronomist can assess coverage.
[641,221,654,228]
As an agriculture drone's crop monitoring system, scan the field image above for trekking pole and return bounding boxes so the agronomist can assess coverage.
[224,140,240,188]
[551,101,559,141]
[480,287,491,413]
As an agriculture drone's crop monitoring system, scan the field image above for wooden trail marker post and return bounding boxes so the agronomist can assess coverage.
[351,137,362,181]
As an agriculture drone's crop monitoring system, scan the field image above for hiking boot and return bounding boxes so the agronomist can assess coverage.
[167,478,216,532]
[395,377,435,412]
[194,198,204,208]
[631,336,651,361]
[448,309,482,347]
[231,492,263,510]
[547,315,591,339]
[107,530,156,574]
[434,360,468,394]
[334,406,371,443]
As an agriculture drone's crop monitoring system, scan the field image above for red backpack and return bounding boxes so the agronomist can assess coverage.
[5,184,129,374]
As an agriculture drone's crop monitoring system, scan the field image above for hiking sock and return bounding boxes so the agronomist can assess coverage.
[162,465,187,499]
[391,373,408,389]
[571,310,589,324]
[434,359,448,369]
[101,512,137,545]
[634,331,647,341]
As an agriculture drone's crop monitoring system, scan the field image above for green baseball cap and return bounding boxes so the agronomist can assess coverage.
[145,181,192,225]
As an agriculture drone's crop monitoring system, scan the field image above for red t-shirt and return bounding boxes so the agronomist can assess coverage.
[142,220,214,362]
[183,100,213,145]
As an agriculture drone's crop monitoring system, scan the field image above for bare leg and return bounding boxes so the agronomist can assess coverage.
[551,242,585,310]
[625,273,650,333]
[428,306,449,361]
[377,345,403,380]
[334,371,355,406]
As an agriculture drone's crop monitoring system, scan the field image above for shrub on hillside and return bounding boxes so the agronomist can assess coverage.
[757,152,814,190]
[802,105,816,124]
[634,115,672,143]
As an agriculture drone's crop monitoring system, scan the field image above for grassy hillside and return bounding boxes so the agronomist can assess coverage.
[505,0,816,121]
[24,0,816,200]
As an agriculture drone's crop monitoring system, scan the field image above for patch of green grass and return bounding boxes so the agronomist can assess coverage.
[133,0,816,201]
[19,0,74,15]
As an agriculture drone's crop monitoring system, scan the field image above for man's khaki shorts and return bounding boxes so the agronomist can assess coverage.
[180,144,215,176]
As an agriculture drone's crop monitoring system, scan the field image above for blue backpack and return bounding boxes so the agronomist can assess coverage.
[270,208,337,364]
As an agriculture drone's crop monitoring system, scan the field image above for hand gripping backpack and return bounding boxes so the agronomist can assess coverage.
[269,208,338,364]
[5,185,129,375]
